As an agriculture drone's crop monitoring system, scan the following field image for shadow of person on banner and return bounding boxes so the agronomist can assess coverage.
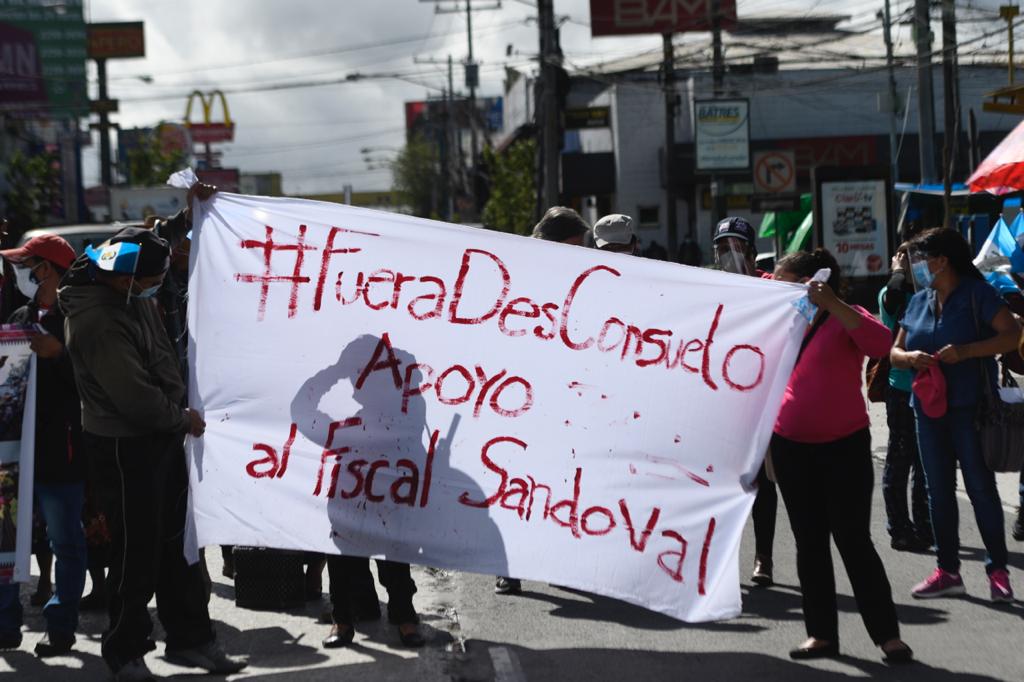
[290,334,509,575]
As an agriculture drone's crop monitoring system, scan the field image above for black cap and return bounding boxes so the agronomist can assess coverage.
[713,217,757,246]
[109,227,171,277]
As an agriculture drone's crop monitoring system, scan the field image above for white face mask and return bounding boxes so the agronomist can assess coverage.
[12,264,39,300]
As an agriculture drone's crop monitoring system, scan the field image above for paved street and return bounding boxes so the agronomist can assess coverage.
[3,400,1022,681]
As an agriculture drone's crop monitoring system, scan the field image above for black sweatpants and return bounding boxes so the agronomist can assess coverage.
[86,432,214,670]
[327,555,417,627]
[771,428,900,646]
[752,462,777,559]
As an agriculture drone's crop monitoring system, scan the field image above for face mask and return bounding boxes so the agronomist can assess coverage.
[132,283,161,300]
[12,265,39,300]
[911,260,935,289]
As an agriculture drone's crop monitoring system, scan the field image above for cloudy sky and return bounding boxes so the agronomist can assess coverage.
[81,0,1007,194]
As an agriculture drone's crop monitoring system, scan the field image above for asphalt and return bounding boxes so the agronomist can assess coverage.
[1,398,1022,681]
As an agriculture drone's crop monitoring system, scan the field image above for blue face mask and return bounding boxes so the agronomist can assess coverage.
[911,260,935,289]
[132,284,161,299]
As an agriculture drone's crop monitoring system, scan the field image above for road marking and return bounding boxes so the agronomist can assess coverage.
[489,646,526,682]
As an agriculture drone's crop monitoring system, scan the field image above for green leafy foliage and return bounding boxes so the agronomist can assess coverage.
[481,139,535,235]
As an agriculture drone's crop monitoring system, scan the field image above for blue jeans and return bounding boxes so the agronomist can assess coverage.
[35,482,87,636]
[0,583,21,636]
[915,406,1008,574]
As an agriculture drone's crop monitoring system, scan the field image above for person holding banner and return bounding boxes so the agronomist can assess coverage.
[891,228,1020,603]
[770,249,913,664]
[494,206,592,597]
[0,235,85,655]
[59,227,245,680]
[712,217,778,587]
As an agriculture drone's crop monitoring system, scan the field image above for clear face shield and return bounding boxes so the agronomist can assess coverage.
[907,247,934,291]
[714,237,753,275]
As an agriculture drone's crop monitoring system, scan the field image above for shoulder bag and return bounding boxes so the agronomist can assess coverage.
[971,295,1024,472]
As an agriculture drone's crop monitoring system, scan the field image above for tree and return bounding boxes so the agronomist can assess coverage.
[2,149,61,243]
[481,139,535,235]
[126,125,187,187]
[392,134,441,218]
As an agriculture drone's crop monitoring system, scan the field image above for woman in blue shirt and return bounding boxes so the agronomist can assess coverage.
[891,228,1021,603]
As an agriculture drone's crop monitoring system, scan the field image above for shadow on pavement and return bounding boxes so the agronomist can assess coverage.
[457,640,1010,682]
[511,586,761,633]
[741,582,952,626]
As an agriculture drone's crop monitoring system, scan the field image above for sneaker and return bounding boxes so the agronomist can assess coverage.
[990,569,1014,603]
[165,641,247,674]
[112,658,156,682]
[911,568,966,599]
[34,631,75,658]
[750,555,773,586]
[494,576,522,595]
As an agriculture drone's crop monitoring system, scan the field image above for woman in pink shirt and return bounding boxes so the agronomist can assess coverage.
[770,249,912,664]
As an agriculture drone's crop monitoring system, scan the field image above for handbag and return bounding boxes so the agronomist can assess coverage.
[865,355,891,403]
[972,295,1024,473]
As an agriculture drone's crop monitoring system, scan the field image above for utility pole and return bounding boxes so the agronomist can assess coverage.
[914,0,937,183]
[428,0,500,216]
[95,58,113,187]
[710,0,726,230]
[414,54,460,220]
[538,0,561,214]
[1002,4,1020,85]
[881,0,900,185]
[941,0,958,228]
[662,33,679,253]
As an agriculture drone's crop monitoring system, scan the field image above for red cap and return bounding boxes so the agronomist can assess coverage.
[912,363,947,419]
[0,234,76,270]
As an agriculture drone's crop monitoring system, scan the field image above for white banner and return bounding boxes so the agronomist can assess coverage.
[0,327,37,584]
[186,195,808,622]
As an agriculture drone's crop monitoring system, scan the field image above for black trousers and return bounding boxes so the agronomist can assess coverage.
[771,428,900,646]
[327,555,417,627]
[86,432,214,670]
[752,462,777,558]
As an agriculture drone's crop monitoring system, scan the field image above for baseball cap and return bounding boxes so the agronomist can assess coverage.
[593,214,635,248]
[0,234,76,270]
[86,227,170,276]
[713,217,757,246]
[912,363,947,418]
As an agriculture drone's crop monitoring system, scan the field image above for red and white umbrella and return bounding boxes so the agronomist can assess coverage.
[968,118,1024,195]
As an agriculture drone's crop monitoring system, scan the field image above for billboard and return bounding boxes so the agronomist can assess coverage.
[589,0,737,36]
[405,97,504,136]
[819,179,890,278]
[694,99,749,171]
[86,22,144,60]
[0,0,87,117]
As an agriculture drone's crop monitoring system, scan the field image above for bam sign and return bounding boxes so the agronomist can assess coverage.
[589,0,737,36]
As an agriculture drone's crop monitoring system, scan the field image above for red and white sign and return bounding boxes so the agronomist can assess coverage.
[753,150,796,194]
[185,195,810,622]
[589,0,737,36]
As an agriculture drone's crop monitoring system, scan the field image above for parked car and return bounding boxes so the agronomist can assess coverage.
[17,223,137,258]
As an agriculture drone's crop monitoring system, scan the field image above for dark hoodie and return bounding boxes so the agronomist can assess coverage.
[57,256,189,438]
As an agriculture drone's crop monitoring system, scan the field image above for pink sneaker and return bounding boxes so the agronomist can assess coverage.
[990,569,1014,603]
[911,568,966,599]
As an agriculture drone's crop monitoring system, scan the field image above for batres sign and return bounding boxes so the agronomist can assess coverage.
[589,0,737,36]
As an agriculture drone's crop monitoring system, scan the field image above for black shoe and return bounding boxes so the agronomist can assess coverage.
[751,556,773,586]
[398,625,425,648]
[495,577,521,595]
[322,624,355,649]
[0,631,22,650]
[789,641,840,660]
[34,632,75,658]
[78,591,107,612]
[882,642,914,665]
[890,534,913,551]
[1013,510,1024,541]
